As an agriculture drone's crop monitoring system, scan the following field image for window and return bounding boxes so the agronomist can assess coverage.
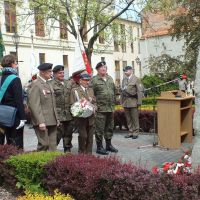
[63,55,68,68]
[99,29,105,44]
[35,8,45,37]
[4,1,16,33]
[120,24,126,52]
[123,61,127,68]
[101,57,105,62]
[114,41,119,52]
[59,15,68,39]
[131,42,134,53]
[115,60,120,85]
[39,53,45,64]
[63,55,69,79]
[132,61,135,68]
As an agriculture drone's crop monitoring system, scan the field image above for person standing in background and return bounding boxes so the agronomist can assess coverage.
[91,61,118,155]
[28,63,59,151]
[51,65,74,152]
[121,66,142,139]
[0,54,26,149]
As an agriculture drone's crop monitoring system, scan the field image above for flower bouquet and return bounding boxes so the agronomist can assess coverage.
[70,98,94,118]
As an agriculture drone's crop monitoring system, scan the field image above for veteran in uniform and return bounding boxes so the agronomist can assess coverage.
[28,63,59,151]
[70,74,96,154]
[51,65,74,152]
[91,61,118,155]
[121,66,142,139]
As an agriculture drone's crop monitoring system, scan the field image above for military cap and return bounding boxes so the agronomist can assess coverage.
[80,73,91,80]
[37,63,53,71]
[123,66,133,72]
[53,65,64,73]
[95,61,106,70]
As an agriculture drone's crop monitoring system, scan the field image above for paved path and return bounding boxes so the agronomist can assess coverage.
[24,125,193,171]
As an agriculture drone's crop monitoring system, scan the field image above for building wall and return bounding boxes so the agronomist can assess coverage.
[0,1,141,86]
[140,8,186,76]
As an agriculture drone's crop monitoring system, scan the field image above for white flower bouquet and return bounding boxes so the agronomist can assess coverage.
[71,98,94,118]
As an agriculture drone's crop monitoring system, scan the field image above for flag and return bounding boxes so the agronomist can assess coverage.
[29,43,38,79]
[0,28,5,62]
[72,31,92,75]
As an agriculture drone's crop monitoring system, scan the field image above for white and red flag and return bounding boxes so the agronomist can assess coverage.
[72,31,92,75]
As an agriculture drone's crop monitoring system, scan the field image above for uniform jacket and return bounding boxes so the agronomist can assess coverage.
[1,70,26,127]
[28,76,58,126]
[91,74,116,112]
[121,74,142,108]
[50,79,72,122]
[70,85,96,126]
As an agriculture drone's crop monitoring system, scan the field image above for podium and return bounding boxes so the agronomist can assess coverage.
[157,90,194,148]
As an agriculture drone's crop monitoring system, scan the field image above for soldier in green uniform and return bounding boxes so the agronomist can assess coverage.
[51,65,74,152]
[91,61,118,155]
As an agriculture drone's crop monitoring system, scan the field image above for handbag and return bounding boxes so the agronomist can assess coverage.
[0,74,17,127]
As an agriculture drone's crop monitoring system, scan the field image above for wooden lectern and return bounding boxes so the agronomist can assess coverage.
[157,90,194,148]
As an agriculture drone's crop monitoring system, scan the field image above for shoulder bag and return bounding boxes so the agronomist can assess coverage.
[0,75,17,127]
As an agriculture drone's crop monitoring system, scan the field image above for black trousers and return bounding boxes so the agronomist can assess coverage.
[0,126,24,149]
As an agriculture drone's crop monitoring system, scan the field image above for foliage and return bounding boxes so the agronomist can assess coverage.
[0,144,23,161]
[17,190,74,200]
[19,0,136,61]
[148,54,184,80]
[141,75,178,96]
[5,151,63,194]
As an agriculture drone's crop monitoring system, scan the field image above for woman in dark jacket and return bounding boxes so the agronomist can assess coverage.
[0,54,26,149]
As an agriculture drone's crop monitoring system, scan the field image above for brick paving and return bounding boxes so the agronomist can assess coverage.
[24,125,193,171]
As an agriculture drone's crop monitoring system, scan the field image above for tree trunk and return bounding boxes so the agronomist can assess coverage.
[192,47,200,169]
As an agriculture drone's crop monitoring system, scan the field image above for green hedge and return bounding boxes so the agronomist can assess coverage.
[5,151,63,194]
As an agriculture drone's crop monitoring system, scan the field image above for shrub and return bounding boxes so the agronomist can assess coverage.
[0,144,23,188]
[5,151,63,194]
[0,144,23,161]
[114,109,156,132]
[43,154,138,200]
[17,190,74,200]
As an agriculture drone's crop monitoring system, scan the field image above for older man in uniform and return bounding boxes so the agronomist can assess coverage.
[51,65,74,152]
[121,66,142,139]
[91,61,118,155]
[28,63,59,151]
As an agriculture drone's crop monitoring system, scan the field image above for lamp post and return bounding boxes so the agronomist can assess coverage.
[12,31,20,63]
[135,56,142,78]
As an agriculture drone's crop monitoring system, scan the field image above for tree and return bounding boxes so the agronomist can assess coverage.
[16,0,137,62]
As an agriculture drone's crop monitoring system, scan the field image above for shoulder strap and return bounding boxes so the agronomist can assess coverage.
[0,74,17,102]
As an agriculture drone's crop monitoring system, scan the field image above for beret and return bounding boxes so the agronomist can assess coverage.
[53,65,64,73]
[80,73,91,80]
[38,63,53,71]
[95,61,106,69]
[123,66,133,71]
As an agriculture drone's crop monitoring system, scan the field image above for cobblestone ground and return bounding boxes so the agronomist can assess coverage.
[24,125,193,170]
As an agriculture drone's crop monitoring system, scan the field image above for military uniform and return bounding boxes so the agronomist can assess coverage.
[91,71,118,154]
[70,77,96,154]
[121,72,142,138]
[51,79,74,151]
[28,64,58,151]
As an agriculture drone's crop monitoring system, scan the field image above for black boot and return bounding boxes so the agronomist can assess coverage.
[64,147,71,153]
[106,139,118,153]
[96,142,109,155]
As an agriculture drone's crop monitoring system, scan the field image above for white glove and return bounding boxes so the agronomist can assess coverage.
[16,120,26,130]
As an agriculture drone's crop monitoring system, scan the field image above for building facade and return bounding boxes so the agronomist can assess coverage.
[0,0,141,86]
[140,9,186,76]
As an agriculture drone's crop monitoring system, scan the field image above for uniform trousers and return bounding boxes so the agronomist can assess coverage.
[76,118,94,154]
[57,120,74,149]
[95,112,114,144]
[124,107,139,136]
[34,125,57,151]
